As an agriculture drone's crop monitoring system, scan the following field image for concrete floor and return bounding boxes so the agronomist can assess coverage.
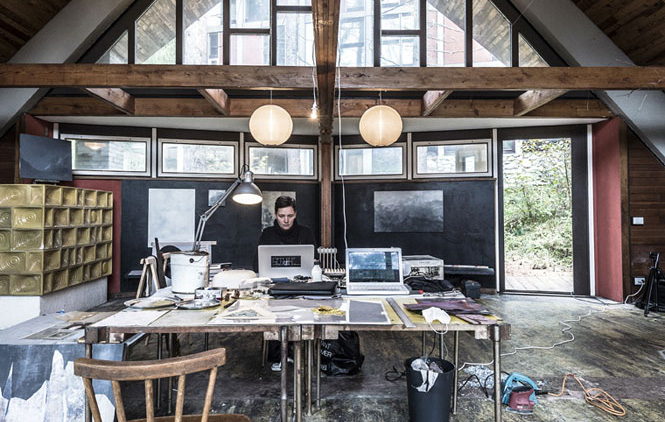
[118,294,665,422]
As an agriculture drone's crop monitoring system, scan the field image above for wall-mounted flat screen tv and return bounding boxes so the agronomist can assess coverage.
[19,134,73,182]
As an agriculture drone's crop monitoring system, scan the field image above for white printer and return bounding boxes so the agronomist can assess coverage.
[402,255,444,280]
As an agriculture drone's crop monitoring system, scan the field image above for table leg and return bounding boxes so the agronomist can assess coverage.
[306,340,312,415]
[453,331,459,415]
[156,334,162,412]
[421,331,426,356]
[493,325,502,422]
[280,327,288,422]
[316,338,321,408]
[295,340,303,422]
[439,333,444,359]
[85,343,92,422]
[168,334,174,414]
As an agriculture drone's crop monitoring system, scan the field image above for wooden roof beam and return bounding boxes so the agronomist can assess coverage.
[83,88,134,115]
[312,0,341,136]
[6,64,665,90]
[197,88,229,115]
[422,90,453,116]
[513,89,568,116]
[30,97,613,119]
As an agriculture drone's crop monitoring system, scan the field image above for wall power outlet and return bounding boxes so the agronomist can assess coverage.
[634,277,645,285]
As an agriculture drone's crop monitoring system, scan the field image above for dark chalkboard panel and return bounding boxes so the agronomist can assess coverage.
[333,180,496,287]
[121,180,319,291]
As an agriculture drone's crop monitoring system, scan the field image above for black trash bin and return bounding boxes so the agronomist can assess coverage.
[405,356,455,422]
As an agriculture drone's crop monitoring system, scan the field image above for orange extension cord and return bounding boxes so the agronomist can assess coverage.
[548,373,626,417]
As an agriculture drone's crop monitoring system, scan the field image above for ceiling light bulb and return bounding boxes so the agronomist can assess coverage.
[310,102,318,119]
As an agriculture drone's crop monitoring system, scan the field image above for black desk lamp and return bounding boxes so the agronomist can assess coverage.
[193,164,262,251]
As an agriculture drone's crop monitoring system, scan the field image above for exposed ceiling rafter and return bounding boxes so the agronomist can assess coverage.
[30,96,613,119]
[197,88,228,115]
[311,0,341,138]
[4,64,665,91]
[422,90,453,116]
[83,88,135,115]
[513,89,569,116]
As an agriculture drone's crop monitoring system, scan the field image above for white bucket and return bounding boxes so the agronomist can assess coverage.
[170,251,210,294]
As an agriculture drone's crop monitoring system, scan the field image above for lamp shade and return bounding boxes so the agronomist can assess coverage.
[358,105,403,147]
[248,104,293,146]
[232,170,263,205]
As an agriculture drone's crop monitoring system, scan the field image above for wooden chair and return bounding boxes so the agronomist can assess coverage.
[74,348,250,422]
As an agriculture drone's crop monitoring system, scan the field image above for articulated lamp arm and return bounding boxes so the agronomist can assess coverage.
[192,166,262,252]
[193,178,241,252]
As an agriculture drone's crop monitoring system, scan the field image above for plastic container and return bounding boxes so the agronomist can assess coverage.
[311,260,322,282]
[170,251,209,294]
[405,356,455,422]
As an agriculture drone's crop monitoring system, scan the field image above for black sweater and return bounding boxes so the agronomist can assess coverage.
[258,219,316,246]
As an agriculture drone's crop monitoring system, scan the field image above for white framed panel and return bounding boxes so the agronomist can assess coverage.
[245,142,317,180]
[157,138,238,178]
[335,143,407,180]
[412,139,492,178]
[61,133,151,177]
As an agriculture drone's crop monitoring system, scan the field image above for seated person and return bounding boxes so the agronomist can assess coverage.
[258,195,316,371]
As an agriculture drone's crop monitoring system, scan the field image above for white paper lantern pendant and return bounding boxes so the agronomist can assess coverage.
[359,104,403,147]
[249,104,293,146]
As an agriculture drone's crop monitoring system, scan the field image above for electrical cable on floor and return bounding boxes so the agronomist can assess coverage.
[457,374,489,398]
[384,365,406,382]
[458,306,607,371]
[549,373,626,417]
[623,282,644,304]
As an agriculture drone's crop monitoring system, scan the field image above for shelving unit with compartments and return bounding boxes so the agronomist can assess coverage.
[0,185,113,296]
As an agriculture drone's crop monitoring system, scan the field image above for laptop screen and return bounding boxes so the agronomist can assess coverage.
[346,248,403,284]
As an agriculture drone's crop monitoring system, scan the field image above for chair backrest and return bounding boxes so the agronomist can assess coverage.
[74,348,249,422]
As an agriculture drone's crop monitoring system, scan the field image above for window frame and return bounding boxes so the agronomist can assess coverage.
[158,138,238,178]
[245,141,318,180]
[334,142,408,180]
[412,138,493,178]
[62,133,152,177]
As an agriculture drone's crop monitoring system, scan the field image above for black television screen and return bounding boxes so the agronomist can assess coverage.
[19,134,73,182]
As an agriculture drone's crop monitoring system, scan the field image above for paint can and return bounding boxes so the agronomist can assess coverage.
[170,251,209,294]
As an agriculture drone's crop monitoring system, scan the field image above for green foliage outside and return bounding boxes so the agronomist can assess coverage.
[503,138,573,271]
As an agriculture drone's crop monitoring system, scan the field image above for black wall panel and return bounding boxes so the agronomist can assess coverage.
[121,180,319,290]
[333,180,496,286]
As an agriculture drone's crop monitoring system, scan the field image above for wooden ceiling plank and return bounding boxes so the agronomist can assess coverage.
[29,96,611,119]
[197,88,229,115]
[513,89,568,116]
[5,64,665,91]
[422,90,453,116]
[83,87,135,115]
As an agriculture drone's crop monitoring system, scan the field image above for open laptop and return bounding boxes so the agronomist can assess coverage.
[345,247,410,295]
[258,244,315,279]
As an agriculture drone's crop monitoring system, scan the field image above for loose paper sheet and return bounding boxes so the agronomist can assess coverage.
[92,310,169,327]
[148,188,195,246]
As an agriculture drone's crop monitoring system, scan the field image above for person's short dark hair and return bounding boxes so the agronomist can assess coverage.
[275,196,296,213]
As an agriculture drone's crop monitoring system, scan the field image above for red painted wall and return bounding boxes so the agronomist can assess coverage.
[23,114,52,137]
[69,179,123,294]
[593,118,623,301]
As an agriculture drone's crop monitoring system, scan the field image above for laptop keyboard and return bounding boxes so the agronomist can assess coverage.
[351,285,404,291]
[347,284,410,295]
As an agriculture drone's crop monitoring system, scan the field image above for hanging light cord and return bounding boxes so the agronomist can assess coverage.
[336,51,348,251]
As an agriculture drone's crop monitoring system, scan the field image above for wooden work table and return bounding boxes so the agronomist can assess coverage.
[83,294,510,422]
